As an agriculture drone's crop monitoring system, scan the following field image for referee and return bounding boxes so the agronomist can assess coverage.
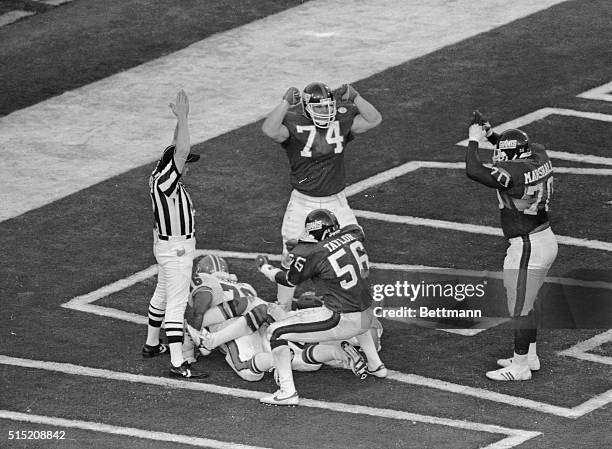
[142,89,207,379]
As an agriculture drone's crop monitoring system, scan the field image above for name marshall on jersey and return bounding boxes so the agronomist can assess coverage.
[523,160,552,184]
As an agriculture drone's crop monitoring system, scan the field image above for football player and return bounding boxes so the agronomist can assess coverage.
[184,254,374,382]
[256,209,387,405]
[465,111,558,381]
[261,82,382,311]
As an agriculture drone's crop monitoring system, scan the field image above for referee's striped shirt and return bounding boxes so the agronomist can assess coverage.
[149,145,195,238]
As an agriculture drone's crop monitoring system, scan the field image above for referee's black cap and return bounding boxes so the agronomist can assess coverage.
[186,153,200,163]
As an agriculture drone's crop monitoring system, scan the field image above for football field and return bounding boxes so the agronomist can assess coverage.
[0,1,610,448]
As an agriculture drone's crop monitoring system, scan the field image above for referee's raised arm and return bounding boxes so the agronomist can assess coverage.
[169,89,191,174]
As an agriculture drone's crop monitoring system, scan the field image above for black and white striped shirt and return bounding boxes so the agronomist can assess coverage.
[149,145,195,238]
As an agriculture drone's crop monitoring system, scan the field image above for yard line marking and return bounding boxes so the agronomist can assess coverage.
[0,410,270,449]
[0,10,35,27]
[385,369,611,419]
[577,80,612,102]
[353,209,612,252]
[345,161,422,197]
[0,0,568,222]
[455,108,612,165]
[0,356,540,448]
[558,329,612,366]
[61,249,612,325]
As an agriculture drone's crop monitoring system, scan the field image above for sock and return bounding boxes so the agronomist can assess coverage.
[208,318,252,349]
[272,344,295,393]
[528,342,537,358]
[145,325,161,347]
[169,342,183,367]
[277,284,295,310]
[356,331,383,370]
[512,352,528,370]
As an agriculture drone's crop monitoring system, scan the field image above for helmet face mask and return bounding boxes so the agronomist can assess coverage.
[493,128,530,163]
[302,82,336,128]
[304,209,340,242]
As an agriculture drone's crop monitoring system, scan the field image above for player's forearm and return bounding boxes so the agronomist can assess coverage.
[259,263,294,287]
[354,95,382,127]
[174,116,191,169]
[465,141,498,188]
[261,101,289,139]
[487,131,500,146]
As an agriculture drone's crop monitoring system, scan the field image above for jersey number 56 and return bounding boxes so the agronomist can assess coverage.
[328,241,370,290]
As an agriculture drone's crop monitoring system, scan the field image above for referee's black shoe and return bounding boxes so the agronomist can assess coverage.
[142,343,167,358]
[170,361,209,379]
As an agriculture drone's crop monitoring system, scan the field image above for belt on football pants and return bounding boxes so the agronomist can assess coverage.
[157,233,194,241]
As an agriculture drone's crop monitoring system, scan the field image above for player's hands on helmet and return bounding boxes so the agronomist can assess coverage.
[170,89,189,118]
[282,87,301,106]
[333,84,359,102]
[255,255,269,269]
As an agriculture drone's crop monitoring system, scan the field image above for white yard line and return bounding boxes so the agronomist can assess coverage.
[0,10,35,27]
[0,356,540,449]
[455,108,612,166]
[0,0,568,222]
[61,249,612,325]
[558,329,612,366]
[353,209,612,252]
[0,410,270,449]
[577,80,612,102]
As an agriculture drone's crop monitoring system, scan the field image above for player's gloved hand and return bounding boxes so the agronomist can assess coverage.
[285,239,299,252]
[282,87,301,106]
[473,110,493,137]
[255,255,269,269]
[333,84,360,103]
[468,123,486,142]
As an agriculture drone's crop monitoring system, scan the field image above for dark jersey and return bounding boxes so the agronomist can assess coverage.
[489,144,553,238]
[281,102,359,197]
[286,225,372,313]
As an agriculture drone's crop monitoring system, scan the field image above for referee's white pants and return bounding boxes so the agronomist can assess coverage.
[503,227,557,317]
[150,235,196,343]
[281,189,358,267]
[267,306,373,347]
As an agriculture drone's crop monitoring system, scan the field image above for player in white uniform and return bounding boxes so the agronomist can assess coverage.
[183,254,380,382]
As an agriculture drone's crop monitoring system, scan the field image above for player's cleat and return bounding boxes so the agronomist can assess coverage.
[486,366,531,381]
[497,356,540,371]
[186,324,214,356]
[260,389,299,406]
[169,361,209,379]
[341,341,368,380]
[141,343,167,358]
[367,364,388,378]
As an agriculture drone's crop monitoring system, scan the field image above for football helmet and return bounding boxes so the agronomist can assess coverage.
[493,129,530,162]
[302,82,336,128]
[194,254,229,276]
[304,209,340,242]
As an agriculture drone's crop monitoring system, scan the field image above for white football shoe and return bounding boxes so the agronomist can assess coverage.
[260,389,299,406]
[341,341,368,379]
[486,366,532,381]
[186,324,213,356]
[497,356,540,371]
